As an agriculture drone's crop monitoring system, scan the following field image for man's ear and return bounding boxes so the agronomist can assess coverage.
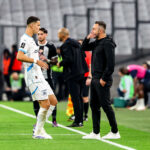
[99,27,102,34]
[30,22,34,29]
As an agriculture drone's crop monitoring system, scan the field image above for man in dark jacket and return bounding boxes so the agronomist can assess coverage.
[82,21,120,140]
[57,28,88,127]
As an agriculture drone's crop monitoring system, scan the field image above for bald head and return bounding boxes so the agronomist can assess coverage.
[58,28,70,42]
[12,72,19,80]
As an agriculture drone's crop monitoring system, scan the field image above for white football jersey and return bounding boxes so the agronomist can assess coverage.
[18,33,45,86]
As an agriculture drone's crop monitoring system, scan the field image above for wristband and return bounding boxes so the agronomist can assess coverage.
[87,76,92,79]
[34,59,38,64]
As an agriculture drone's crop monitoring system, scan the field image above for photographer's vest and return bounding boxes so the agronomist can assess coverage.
[51,56,63,73]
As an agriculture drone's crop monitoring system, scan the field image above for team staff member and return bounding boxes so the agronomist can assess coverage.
[82,21,120,140]
[57,28,88,127]
[33,27,58,127]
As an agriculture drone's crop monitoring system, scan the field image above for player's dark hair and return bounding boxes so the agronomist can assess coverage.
[95,21,106,30]
[27,16,40,25]
[39,28,48,34]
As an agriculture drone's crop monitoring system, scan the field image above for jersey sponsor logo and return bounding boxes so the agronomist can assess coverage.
[21,42,26,48]
[34,50,39,53]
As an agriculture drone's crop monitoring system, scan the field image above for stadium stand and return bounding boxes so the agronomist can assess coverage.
[0,0,150,54]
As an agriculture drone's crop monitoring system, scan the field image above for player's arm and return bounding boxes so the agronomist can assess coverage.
[47,44,58,64]
[17,51,48,69]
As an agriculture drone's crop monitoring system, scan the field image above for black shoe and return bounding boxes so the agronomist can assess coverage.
[67,122,83,127]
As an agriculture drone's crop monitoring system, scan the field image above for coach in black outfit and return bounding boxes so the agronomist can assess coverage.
[82,21,121,140]
[57,28,88,127]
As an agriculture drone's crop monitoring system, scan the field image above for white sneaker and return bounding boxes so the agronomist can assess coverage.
[40,128,53,139]
[102,131,120,139]
[33,128,52,139]
[129,98,145,111]
[135,99,146,111]
[82,132,101,140]
[136,106,146,111]
[128,105,137,110]
[32,134,48,139]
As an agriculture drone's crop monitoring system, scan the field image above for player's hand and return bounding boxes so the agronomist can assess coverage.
[100,78,106,87]
[36,60,48,69]
[40,55,47,61]
[86,78,92,86]
[12,89,18,93]
[87,32,95,39]
[5,87,11,91]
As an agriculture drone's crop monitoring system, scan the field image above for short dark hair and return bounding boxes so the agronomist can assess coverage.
[3,48,11,56]
[12,44,18,52]
[39,28,48,34]
[119,67,129,75]
[27,16,40,25]
[95,21,106,30]
[143,61,150,69]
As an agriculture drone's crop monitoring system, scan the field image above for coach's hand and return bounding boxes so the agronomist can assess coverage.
[36,60,48,69]
[100,79,106,87]
[87,32,95,39]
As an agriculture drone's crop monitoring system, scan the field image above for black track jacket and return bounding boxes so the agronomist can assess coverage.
[81,36,116,83]
[60,38,88,81]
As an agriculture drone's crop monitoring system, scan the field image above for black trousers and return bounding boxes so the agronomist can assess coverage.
[67,77,84,124]
[90,78,118,134]
[52,71,66,101]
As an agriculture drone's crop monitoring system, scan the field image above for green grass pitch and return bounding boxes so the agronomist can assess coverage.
[0,101,150,150]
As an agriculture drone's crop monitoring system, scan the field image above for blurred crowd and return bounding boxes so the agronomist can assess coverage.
[114,62,150,110]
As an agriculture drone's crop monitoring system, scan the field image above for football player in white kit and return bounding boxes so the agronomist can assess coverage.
[17,16,58,139]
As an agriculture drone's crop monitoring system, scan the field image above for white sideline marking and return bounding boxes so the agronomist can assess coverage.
[0,104,136,150]
[0,133,79,136]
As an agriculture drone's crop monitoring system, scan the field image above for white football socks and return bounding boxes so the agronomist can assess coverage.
[34,107,47,135]
[46,105,55,121]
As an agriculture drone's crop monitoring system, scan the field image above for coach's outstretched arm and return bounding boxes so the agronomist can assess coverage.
[17,51,48,69]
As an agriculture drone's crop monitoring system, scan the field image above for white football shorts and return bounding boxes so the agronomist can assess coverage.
[29,80,54,101]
